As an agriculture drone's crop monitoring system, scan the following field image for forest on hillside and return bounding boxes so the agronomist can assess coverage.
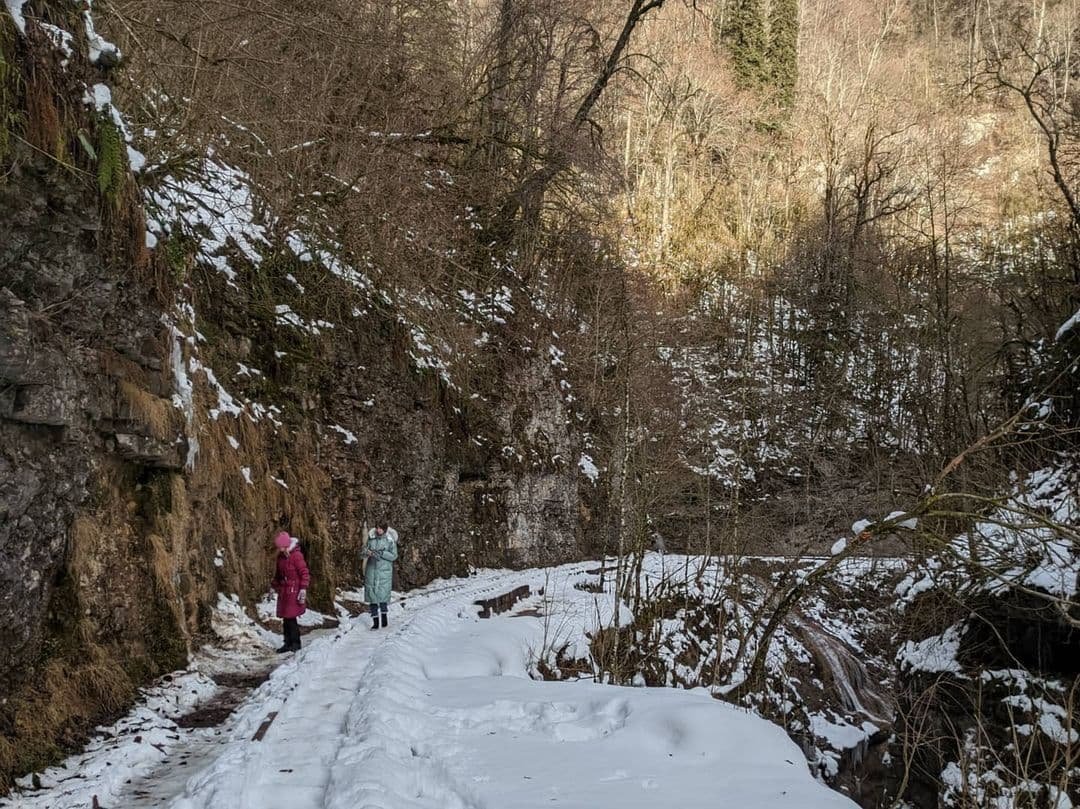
[2,0,1079,806]
[100,0,1079,510]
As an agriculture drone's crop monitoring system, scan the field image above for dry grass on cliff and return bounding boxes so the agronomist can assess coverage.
[0,474,191,789]
[117,379,176,439]
[0,647,134,791]
[193,410,336,601]
[203,414,270,511]
[147,526,191,638]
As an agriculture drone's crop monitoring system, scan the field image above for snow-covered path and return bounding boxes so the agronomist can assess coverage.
[167,569,529,809]
[5,564,857,809]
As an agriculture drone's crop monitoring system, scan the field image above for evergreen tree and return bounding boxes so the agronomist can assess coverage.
[726,0,768,89]
[767,0,799,108]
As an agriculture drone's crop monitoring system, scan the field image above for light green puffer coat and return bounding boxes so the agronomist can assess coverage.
[364,528,398,604]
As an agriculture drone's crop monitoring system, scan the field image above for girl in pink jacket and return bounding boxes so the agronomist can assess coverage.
[271,531,310,652]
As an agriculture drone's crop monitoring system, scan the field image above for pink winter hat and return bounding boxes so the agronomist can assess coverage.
[273,531,292,550]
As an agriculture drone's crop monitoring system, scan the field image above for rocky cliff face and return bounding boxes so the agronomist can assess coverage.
[0,10,589,784]
[0,142,587,783]
[1,137,170,673]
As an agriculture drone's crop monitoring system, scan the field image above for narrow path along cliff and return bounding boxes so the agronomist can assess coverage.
[2,563,855,809]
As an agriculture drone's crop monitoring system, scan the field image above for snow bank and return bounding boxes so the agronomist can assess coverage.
[322,565,857,809]
[256,590,336,628]
[951,463,1079,599]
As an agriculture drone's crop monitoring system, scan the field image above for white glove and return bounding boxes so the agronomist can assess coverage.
[298,589,307,604]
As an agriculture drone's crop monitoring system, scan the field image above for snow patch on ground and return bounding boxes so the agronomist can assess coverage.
[78,0,121,65]
[1055,307,1080,341]
[896,623,965,675]
[255,591,336,629]
[328,424,358,445]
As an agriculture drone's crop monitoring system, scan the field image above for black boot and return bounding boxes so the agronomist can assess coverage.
[380,612,388,628]
[283,618,301,651]
[371,616,380,630]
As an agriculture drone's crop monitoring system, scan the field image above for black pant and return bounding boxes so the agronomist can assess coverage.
[369,602,387,618]
[283,617,301,649]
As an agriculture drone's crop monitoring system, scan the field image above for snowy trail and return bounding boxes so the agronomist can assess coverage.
[165,569,528,809]
[7,563,858,809]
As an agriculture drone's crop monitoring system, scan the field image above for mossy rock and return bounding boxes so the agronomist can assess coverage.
[164,233,193,285]
[95,114,126,204]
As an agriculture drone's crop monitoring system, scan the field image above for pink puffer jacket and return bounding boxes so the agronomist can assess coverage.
[272,544,310,619]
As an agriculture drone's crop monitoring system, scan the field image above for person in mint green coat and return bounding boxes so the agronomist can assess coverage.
[364,521,398,629]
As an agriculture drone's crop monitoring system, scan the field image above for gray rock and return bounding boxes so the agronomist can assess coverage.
[113,433,184,469]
